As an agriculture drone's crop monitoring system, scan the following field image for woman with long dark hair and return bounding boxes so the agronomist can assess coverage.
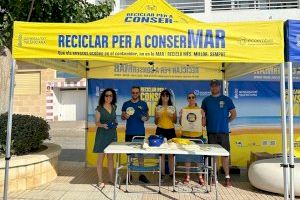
[154,89,177,178]
[93,88,118,188]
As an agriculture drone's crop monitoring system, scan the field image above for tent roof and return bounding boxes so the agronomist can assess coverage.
[12,0,284,80]
[89,0,202,25]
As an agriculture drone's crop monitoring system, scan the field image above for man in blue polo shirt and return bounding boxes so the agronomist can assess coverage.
[122,86,149,183]
[201,80,237,187]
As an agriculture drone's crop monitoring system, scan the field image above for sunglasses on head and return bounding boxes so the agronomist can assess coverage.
[188,96,195,99]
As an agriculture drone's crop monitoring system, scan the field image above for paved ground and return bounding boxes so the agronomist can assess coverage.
[2,161,292,200]
[47,121,86,163]
[1,121,297,200]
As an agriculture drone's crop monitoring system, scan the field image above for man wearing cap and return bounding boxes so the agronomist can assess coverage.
[201,79,237,187]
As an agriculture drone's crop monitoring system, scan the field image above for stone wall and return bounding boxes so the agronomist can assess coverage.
[0,143,61,193]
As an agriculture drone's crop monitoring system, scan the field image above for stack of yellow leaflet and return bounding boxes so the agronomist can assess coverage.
[171,138,191,145]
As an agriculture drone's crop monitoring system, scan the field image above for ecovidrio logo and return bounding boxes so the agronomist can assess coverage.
[238,37,274,46]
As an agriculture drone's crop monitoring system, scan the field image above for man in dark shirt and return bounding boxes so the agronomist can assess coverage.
[201,80,237,187]
[122,86,150,183]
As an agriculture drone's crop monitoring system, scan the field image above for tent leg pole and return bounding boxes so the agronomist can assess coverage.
[222,80,228,96]
[287,62,295,200]
[85,63,89,168]
[3,59,16,200]
[280,63,289,200]
[222,63,228,96]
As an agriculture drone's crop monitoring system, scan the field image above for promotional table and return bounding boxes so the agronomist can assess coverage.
[104,142,230,200]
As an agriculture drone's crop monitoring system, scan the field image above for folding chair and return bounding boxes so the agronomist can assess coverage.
[125,136,162,193]
[172,138,213,193]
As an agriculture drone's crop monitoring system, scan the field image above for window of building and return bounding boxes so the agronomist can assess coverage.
[15,72,41,95]
[211,0,299,11]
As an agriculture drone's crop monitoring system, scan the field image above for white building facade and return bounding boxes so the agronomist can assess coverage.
[110,0,300,22]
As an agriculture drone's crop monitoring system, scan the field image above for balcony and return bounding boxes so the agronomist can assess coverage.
[211,0,300,11]
[120,0,205,13]
[118,0,299,13]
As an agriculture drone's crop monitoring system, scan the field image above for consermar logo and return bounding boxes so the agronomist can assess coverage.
[146,5,157,11]
[125,12,173,24]
[239,37,274,46]
[187,113,197,122]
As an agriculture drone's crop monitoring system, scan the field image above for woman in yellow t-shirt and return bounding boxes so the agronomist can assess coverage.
[179,92,205,185]
[155,89,177,178]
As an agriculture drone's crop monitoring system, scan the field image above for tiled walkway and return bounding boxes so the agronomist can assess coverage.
[1,161,295,200]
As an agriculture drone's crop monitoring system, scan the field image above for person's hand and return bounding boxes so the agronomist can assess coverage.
[102,124,109,129]
[168,112,174,118]
[202,117,206,127]
[141,115,147,122]
[156,112,162,119]
[123,113,130,120]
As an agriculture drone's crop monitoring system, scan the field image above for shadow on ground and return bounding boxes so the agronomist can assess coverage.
[58,149,85,162]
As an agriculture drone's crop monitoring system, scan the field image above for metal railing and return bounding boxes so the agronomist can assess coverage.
[120,0,205,13]
[211,0,299,11]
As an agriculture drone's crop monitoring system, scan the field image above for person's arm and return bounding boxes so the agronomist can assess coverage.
[201,98,207,127]
[229,109,237,122]
[172,110,177,124]
[114,105,118,124]
[144,102,150,121]
[179,109,183,125]
[228,98,236,122]
[201,109,206,127]
[144,111,150,121]
[154,109,160,125]
[95,110,108,129]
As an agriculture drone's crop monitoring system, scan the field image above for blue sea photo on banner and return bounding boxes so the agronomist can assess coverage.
[229,81,300,126]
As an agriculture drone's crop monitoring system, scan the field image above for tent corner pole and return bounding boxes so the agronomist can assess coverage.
[280,62,289,200]
[3,59,16,200]
[85,61,89,168]
[287,61,295,200]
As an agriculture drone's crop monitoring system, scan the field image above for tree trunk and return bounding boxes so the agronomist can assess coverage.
[0,46,13,114]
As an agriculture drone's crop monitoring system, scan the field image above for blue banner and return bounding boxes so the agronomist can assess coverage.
[229,81,300,126]
[88,79,300,125]
[285,20,300,62]
[88,79,211,123]
[231,64,300,81]
[229,81,281,117]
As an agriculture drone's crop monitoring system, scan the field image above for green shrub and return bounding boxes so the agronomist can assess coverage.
[0,113,50,155]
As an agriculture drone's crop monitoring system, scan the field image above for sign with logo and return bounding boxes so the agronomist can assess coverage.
[13,0,284,64]
[181,108,202,132]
